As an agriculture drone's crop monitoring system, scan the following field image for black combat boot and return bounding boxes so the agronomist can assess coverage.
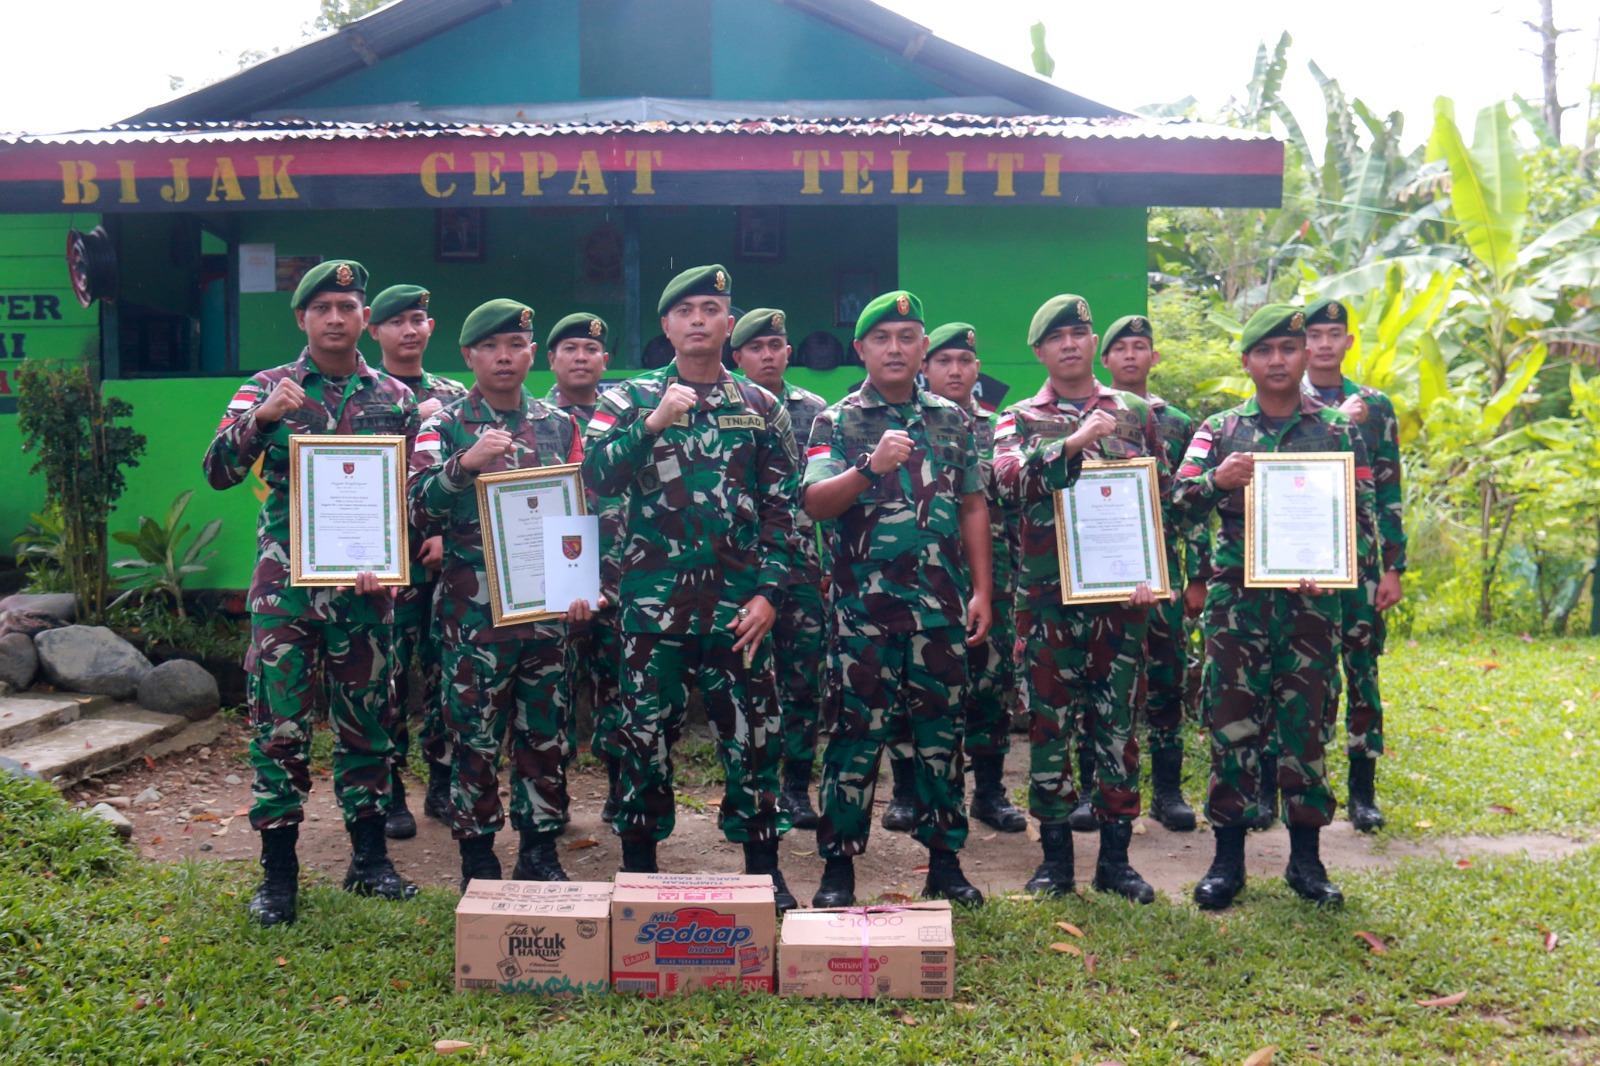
[511,829,569,882]
[969,753,1027,832]
[1251,754,1280,831]
[1285,825,1344,906]
[1149,748,1197,832]
[1193,825,1248,911]
[384,765,417,840]
[1023,821,1075,896]
[620,837,658,874]
[343,816,417,901]
[879,757,916,832]
[922,848,984,906]
[743,839,798,912]
[1347,757,1386,833]
[458,833,502,891]
[1092,821,1156,904]
[812,856,856,908]
[1067,745,1097,833]
[247,825,299,927]
[779,760,820,830]
[423,760,452,822]
[599,753,622,826]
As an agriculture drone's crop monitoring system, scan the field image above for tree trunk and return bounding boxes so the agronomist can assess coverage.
[1532,0,1573,140]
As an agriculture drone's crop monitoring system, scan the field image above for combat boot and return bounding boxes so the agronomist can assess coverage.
[779,760,820,830]
[1285,825,1344,906]
[1149,748,1197,832]
[1251,754,1280,831]
[599,753,621,826]
[922,848,984,906]
[620,837,658,873]
[384,765,417,840]
[1092,821,1156,904]
[1023,821,1075,896]
[343,816,417,901]
[969,753,1027,832]
[743,839,798,912]
[511,829,569,882]
[880,757,917,832]
[247,825,299,927]
[423,760,452,822]
[812,856,856,908]
[458,834,501,891]
[1347,757,1386,833]
[1193,825,1248,910]
[1067,745,1097,833]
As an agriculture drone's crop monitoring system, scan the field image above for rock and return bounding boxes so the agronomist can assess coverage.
[134,786,163,806]
[0,593,77,623]
[34,626,152,699]
[136,660,219,722]
[0,631,38,691]
[0,610,66,640]
[0,754,42,781]
[100,796,132,809]
[224,774,242,786]
[88,803,133,839]
[189,802,210,815]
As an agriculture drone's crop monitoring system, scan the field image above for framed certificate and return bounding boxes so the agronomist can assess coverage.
[1053,457,1171,604]
[288,435,409,587]
[1244,452,1358,589]
[475,463,590,625]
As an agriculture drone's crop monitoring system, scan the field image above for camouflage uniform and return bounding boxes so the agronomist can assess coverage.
[960,402,1019,758]
[581,362,797,845]
[407,386,584,839]
[202,350,418,831]
[993,381,1166,825]
[774,380,829,768]
[1172,395,1376,829]
[805,382,981,857]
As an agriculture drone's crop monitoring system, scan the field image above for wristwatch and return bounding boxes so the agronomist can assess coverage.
[852,453,882,483]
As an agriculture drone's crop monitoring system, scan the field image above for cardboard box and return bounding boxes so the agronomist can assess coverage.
[779,901,955,999]
[610,873,777,996]
[455,880,612,996]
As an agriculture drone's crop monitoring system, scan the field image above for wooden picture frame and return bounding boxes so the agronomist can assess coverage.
[288,435,409,587]
[436,207,486,262]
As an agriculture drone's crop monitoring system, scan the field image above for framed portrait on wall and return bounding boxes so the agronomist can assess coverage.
[436,208,486,262]
[737,206,784,261]
[834,268,876,327]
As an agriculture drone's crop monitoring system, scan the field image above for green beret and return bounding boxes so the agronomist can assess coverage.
[546,312,609,351]
[460,299,534,348]
[927,322,978,357]
[657,264,732,316]
[1304,298,1350,328]
[853,290,924,341]
[1239,303,1306,353]
[291,259,368,310]
[368,284,431,325]
[731,308,788,349]
[1027,294,1093,347]
[1096,314,1154,360]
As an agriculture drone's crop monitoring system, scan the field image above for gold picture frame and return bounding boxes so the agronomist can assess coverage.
[1052,457,1171,604]
[288,435,409,587]
[1243,451,1359,589]
[474,463,588,626]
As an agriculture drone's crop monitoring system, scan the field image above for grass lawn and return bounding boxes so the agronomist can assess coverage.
[2,636,1596,1065]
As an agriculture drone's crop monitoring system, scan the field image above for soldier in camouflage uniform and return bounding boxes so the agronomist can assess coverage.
[1301,297,1405,833]
[203,260,418,927]
[367,283,470,837]
[409,299,589,888]
[1173,304,1376,910]
[993,295,1165,904]
[1100,314,1211,833]
[543,312,626,826]
[920,322,1026,834]
[731,307,827,830]
[581,265,799,910]
[805,291,994,909]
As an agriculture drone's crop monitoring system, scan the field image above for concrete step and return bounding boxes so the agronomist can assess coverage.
[0,696,82,748]
[0,704,188,786]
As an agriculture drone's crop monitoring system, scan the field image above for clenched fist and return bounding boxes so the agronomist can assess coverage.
[461,428,516,472]
[645,383,700,433]
[868,430,914,475]
[257,379,306,424]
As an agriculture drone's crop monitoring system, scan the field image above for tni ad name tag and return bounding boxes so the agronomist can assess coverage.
[717,414,766,431]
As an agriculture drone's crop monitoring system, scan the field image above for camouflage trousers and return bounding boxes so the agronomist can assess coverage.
[568,616,624,761]
[775,583,826,765]
[246,611,393,831]
[817,625,970,858]
[888,598,1014,763]
[385,581,448,768]
[1201,582,1341,829]
[1339,578,1386,758]
[1142,592,1189,757]
[441,633,572,839]
[613,630,785,845]
[1019,599,1148,825]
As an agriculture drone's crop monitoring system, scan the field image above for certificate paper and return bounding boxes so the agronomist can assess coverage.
[475,463,588,625]
[289,435,408,586]
[1053,457,1170,604]
[1244,452,1358,589]
[542,515,601,612]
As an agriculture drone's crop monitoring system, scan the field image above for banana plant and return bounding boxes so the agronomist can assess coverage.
[110,490,221,620]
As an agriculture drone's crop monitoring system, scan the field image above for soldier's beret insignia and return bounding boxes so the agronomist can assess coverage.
[771,311,785,331]
[335,263,354,287]
[1130,317,1147,334]
[519,308,533,330]
[966,328,976,347]
[1075,299,1089,321]
[896,295,911,315]
[417,291,430,309]
[1327,303,1342,320]
[714,270,727,292]
[1289,311,1305,331]
[588,317,603,338]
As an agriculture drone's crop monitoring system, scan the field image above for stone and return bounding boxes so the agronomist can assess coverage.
[0,754,42,781]
[136,660,220,722]
[0,610,64,640]
[0,593,77,622]
[134,786,163,806]
[224,774,242,786]
[100,796,132,809]
[189,802,210,815]
[0,633,37,691]
[89,802,133,839]
[34,626,153,700]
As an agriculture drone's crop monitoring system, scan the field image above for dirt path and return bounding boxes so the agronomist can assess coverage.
[73,720,1592,901]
